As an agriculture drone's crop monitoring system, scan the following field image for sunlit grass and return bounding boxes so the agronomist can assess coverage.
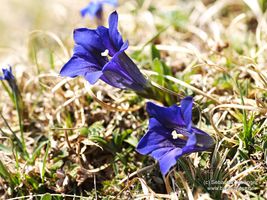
[0,0,266,199]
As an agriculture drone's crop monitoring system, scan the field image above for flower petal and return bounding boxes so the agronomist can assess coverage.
[101,52,147,90]
[74,28,105,52]
[182,127,214,154]
[181,96,193,130]
[102,0,118,6]
[120,40,129,51]
[85,71,103,84]
[80,7,88,17]
[96,26,116,56]
[73,45,107,67]
[101,62,134,89]
[114,52,146,84]
[136,118,186,156]
[138,120,185,176]
[108,11,124,52]
[158,148,183,176]
[146,102,185,128]
[80,1,102,19]
[60,56,99,78]
[96,12,128,56]
[1,67,14,80]
[192,127,214,149]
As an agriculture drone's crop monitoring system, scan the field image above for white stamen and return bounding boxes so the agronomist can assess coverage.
[172,130,179,139]
[172,130,188,140]
[101,49,109,57]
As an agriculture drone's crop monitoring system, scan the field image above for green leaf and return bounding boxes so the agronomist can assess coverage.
[25,175,39,190]
[125,135,138,147]
[50,160,64,171]
[41,142,50,183]
[239,149,249,160]
[152,58,164,85]
[89,135,108,146]
[28,140,49,164]
[151,44,160,60]
[88,121,105,136]
[258,0,267,12]
[41,193,52,200]
[0,160,18,186]
[113,129,122,148]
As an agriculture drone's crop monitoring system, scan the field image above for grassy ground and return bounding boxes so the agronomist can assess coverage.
[0,0,267,199]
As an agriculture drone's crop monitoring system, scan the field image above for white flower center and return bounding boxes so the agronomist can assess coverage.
[172,130,187,140]
[172,130,179,139]
[101,49,109,57]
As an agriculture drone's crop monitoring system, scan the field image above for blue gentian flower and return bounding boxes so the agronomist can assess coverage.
[0,67,15,81]
[136,97,214,176]
[0,66,17,90]
[80,0,118,19]
[60,11,148,91]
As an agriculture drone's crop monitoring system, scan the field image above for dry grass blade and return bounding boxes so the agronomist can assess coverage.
[143,70,221,104]
[119,162,157,185]
[1,0,267,198]
[85,82,144,112]
[27,30,69,58]
[175,172,194,200]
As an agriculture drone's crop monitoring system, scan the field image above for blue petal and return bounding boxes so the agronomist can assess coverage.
[60,56,100,78]
[1,67,14,80]
[185,133,197,148]
[73,28,105,52]
[146,102,185,129]
[96,12,128,56]
[96,26,116,56]
[191,127,214,149]
[182,127,214,154]
[136,118,186,156]
[80,7,89,18]
[158,148,183,176]
[73,44,107,67]
[80,2,102,19]
[137,118,185,176]
[181,96,193,131]
[101,52,147,90]
[101,61,134,89]
[120,40,129,51]
[136,99,214,176]
[102,0,118,6]
[108,11,124,52]
[85,71,103,84]
[181,133,201,156]
[114,52,146,84]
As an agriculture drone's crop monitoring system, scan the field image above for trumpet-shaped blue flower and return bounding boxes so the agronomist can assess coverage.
[0,66,18,91]
[0,67,14,81]
[60,11,148,91]
[80,0,118,19]
[136,97,214,176]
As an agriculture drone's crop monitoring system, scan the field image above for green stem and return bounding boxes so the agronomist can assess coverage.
[0,114,24,154]
[13,91,28,159]
[1,81,15,105]
[137,81,181,105]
